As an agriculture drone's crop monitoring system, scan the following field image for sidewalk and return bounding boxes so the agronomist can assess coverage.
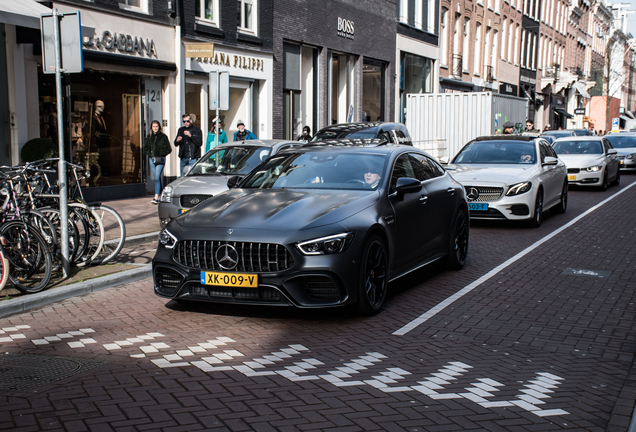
[0,196,161,317]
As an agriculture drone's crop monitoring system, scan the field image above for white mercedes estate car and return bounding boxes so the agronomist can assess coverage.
[446,135,568,227]
[551,136,620,190]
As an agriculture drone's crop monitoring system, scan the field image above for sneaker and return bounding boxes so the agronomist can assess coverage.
[151,199,159,204]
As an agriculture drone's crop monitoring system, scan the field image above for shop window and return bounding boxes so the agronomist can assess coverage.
[329,52,357,125]
[399,53,433,123]
[283,43,317,140]
[196,0,219,27]
[237,0,257,34]
[362,60,385,122]
[118,0,147,14]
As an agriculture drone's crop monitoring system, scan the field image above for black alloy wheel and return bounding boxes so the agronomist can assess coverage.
[357,234,388,316]
[529,189,543,228]
[554,182,568,214]
[447,208,469,270]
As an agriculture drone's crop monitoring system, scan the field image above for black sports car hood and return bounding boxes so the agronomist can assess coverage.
[177,188,379,230]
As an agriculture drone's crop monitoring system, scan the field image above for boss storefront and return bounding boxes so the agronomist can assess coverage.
[274,1,396,139]
[37,5,177,202]
[184,44,273,146]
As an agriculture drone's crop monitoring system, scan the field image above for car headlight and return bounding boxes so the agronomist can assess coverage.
[585,165,602,172]
[506,182,532,196]
[160,186,173,202]
[627,154,636,160]
[296,233,354,255]
[159,229,177,249]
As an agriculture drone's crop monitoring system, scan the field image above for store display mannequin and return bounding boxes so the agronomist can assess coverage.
[92,100,110,176]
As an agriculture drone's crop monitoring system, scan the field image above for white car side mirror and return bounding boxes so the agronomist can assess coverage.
[607,148,617,155]
[543,156,558,165]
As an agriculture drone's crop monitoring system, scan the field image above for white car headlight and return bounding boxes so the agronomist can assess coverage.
[159,229,177,249]
[506,182,532,196]
[160,186,173,202]
[585,165,602,172]
[296,233,354,255]
[627,154,636,160]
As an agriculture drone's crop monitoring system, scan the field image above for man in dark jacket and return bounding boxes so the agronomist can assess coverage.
[175,114,203,175]
[502,121,515,134]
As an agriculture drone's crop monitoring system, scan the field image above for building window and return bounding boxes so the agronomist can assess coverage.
[118,0,147,13]
[400,53,433,123]
[474,23,482,74]
[399,0,408,23]
[414,0,423,29]
[237,0,256,34]
[196,0,219,25]
[427,0,435,33]
[463,18,470,72]
[501,19,507,61]
[514,24,519,64]
[492,30,498,77]
[440,8,448,66]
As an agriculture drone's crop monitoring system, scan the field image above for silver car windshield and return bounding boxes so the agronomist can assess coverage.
[452,141,537,164]
[242,152,387,190]
[604,135,636,149]
[188,146,272,175]
[553,140,603,155]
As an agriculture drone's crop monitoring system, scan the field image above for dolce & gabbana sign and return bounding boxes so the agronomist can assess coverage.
[82,31,157,57]
[337,17,355,39]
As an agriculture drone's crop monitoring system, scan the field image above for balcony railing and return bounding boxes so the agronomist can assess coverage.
[452,54,463,79]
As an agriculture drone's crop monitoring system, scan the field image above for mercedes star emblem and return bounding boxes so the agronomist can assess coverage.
[227,229,233,234]
[215,244,239,270]
[466,187,480,201]
[191,198,200,205]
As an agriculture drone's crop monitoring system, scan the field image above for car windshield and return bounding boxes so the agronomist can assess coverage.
[604,135,636,148]
[452,141,537,164]
[552,140,603,155]
[188,146,271,176]
[311,128,378,141]
[241,151,387,190]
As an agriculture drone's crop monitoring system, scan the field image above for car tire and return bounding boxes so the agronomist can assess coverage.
[599,170,608,191]
[447,208,469,270]
[357,234,388,316]
[611,169,621,186]
[529,189,543,228]
[554,182,568,214]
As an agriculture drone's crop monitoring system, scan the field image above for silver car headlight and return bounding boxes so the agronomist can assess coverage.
[506,182,532,196]
[160,186,173,202]
[159,229,177,249]
[627,154,636,160]
[585,165,602,172]
[296,233,354,255]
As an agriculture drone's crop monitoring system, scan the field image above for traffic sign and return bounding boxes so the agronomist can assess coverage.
[612,117,619,132]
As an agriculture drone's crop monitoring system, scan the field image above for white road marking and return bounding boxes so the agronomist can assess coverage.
[393,181,636,336]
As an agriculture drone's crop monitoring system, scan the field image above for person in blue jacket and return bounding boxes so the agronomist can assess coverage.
[206,118,228,152]
[233,119,257,141]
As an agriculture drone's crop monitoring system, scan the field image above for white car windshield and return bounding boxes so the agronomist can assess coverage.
[553,140,603,155]
[604,135,636,149]
[188,146,271,175]
[452,141,537,164]
[241,151,387,190]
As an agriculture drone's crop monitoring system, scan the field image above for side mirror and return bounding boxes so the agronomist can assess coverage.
[607,149,617,155]
[395,177,422,200]
[227,176,243,188]
[543,156,558,166]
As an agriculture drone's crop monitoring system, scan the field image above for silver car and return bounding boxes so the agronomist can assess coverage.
[158,140,302,227]
[604,133,636,170]
[552,136,620,190]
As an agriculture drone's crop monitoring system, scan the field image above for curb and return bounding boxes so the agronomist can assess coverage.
[122,231,160,248]
[0,264,152,319]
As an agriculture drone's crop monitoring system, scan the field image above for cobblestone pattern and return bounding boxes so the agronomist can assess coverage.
[0,179,635,431]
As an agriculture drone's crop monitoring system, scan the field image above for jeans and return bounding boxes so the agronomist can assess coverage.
[149,158,165,195]
[180,158,197,175]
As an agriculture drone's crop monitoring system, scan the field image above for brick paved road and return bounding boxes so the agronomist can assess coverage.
[1,176,635,431]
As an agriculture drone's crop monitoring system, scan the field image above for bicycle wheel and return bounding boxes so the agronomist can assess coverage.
[0,245,9,291]
[38,207,80,265]
[69,203,104,266]
[21,209,58,257]
[89,205,125,265]
[1,221,52,293]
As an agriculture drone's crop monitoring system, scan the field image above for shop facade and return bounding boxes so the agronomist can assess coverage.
[37,3,177,202]
[273,0,397,139]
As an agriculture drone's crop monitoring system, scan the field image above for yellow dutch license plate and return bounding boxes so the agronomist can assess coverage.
[568,174,576,181]
[200,271,258,287]
[178,208,190,215]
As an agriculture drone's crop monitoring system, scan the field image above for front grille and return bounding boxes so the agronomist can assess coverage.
[618,156,625,161]
[191,284,283,302]
[155,267,184,296]
[464,186,503,202]
[173,241,295,272]
[567,168,580,173]
[299,276,340,300]
[180,194,213,208]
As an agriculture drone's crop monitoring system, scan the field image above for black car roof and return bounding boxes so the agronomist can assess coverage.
[303,138,391,147]
[315,122,399,134]
[474,135,537,142]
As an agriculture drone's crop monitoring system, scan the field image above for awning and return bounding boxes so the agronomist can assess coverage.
[620,115,630,122]
[0,0,51,29]
[573,81,590,99]
[554,107,574,119]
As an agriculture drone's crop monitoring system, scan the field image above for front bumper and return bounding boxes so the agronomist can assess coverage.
[619,157,636,170]
[466,188,535,221]
[566,170,602,186]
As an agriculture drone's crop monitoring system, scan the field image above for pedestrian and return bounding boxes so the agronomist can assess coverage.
[175,114,203,175]
[297,126,312,141]
[543,124,551,132]
[502,121,515,134]
[525,119,539,133]
[143,120,172,204]
[233,119,257,141]
[206,117,228,152]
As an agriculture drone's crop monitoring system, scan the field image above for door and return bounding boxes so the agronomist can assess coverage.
[539,141,561,206]
[143,78,163,191]
[603,139,619,181]
[122,94,141,184]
